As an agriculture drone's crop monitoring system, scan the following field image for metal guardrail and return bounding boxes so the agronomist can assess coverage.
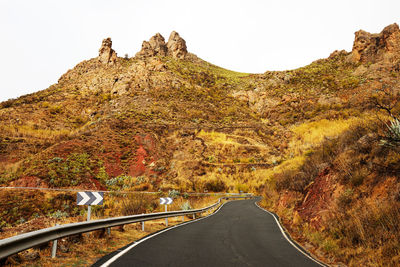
[0,195,252,260]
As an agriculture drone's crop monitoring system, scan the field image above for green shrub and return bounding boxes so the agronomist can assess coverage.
[168,189,180,198]
[50,210,69,219]
[47,153,93,187]
[180,201,192,210]
[106,175,133,190]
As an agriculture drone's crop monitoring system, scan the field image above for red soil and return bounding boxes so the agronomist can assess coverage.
[297,168,337,229]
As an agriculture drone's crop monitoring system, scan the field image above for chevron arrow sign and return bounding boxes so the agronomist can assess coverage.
[160,197,173,205]
[77,191,104,205]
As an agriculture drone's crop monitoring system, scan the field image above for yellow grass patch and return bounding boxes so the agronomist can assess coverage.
[289,117,361,155]
[0,124,71,140]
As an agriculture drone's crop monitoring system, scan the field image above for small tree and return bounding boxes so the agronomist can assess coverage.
[369,83,400,120]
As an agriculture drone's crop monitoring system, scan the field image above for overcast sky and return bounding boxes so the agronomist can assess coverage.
[0,0,399,102]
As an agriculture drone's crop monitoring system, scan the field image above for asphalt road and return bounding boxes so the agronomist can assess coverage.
[94,199,323,267]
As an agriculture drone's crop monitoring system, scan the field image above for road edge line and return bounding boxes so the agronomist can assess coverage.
[254,201,329,267]
[99,201,228,267]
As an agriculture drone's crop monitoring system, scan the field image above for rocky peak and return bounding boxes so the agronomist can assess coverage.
[351,23,400,63]
[167,31,188,59]
[136,31,187,59]
[136,33,167,58]
[98,38,117,65]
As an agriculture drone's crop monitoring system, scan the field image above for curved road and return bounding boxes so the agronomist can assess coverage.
[94,199,323,267]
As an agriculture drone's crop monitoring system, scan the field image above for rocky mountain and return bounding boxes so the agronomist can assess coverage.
[1,25,400,266]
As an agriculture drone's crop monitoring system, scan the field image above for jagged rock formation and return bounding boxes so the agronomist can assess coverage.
[98,38,117,65]
[351,23,400,64]
[136,31,187,59]
[167,31,187,59]
[136,33,168,58]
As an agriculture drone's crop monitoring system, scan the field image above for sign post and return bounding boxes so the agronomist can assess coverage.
[160,197,173,226]
[77,191,104,221]
[87,206,91,221]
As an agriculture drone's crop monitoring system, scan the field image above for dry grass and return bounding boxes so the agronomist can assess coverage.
[0,124,72,141]
[197,130,239,146]
[288,117,361,156]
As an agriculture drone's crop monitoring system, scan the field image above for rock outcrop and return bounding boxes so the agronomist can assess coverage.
[98,38,117,65]
[136,31,187,59]
[167,31,188,59]
[136,33,167,58]
[351,23,400,64]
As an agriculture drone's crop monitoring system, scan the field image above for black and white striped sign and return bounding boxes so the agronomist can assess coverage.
[77,191,104,205]
[160,197,173,205]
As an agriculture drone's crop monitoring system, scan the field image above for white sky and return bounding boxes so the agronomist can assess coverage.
[0,0,399,102]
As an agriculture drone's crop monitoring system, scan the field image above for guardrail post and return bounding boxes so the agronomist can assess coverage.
[193,213,195,219]
[141,221,144,231]
[107,228,111,236]
[51,224,59,258]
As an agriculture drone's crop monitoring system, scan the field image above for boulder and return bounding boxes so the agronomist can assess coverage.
[98,38,117,65]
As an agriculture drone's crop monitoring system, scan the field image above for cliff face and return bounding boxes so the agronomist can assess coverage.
[351,23,400,64]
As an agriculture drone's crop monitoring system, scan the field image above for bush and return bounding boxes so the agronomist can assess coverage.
[50,210,69,219]
[180,201,192,210]
[337,188,353,209]
[275,170,312,192]
[49,105,63,114]
[46,153,94,187]
[121,193,154,215]
[168,189,180,198]
[236,184,249,193]
[350,168,368,186]
[204,179,226,192]
[106,175,133,190]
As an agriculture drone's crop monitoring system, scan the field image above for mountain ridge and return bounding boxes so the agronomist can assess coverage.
[1,24,400,266]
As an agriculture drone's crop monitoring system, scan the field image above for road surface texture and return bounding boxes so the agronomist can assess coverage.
[94,199,324,267]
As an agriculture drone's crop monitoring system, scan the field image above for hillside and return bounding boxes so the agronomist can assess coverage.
[1,24,400,266]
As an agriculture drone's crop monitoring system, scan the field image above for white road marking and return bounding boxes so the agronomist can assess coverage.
[254,201,328,267]
[100,201,227,267]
